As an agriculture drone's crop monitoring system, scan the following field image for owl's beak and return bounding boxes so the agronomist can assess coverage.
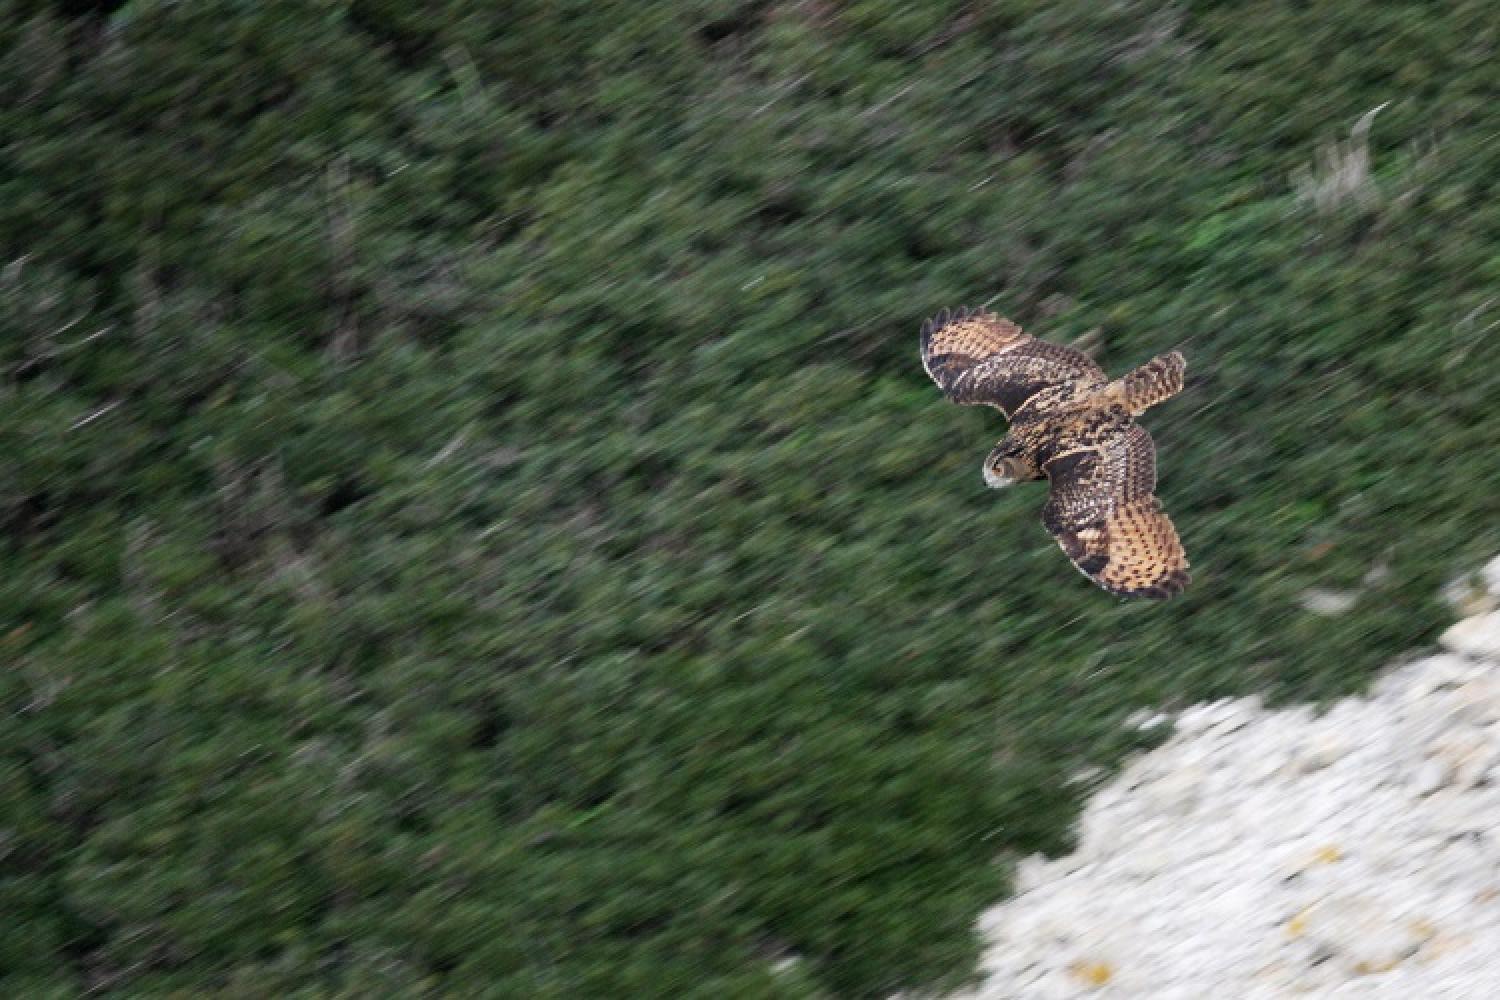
[983,463,1016,489]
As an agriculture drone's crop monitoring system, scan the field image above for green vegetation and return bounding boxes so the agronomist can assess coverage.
[4,1,1498,995]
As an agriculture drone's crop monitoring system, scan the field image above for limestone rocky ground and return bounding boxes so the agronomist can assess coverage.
[960,556,1500,999]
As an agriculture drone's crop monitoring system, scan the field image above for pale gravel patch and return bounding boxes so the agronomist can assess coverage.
[955,556,1500,1000]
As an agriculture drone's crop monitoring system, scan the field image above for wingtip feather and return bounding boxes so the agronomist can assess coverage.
[1107,567,1191,600]
[920,306,961,360]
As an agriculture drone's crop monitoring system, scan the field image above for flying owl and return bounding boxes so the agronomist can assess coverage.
[920,307,1191,599]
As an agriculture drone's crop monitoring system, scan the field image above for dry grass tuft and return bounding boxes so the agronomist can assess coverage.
[1294,103,1390,213]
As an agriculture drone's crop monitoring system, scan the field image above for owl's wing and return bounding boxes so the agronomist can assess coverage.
[1041,424,1190,599]
[920,307,1106,418]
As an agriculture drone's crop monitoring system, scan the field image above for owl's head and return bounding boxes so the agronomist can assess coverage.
[982,445,1028,489]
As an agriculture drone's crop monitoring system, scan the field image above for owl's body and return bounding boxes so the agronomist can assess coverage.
[920,307,1190,599]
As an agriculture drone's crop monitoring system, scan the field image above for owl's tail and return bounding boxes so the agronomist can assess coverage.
[1109,351,1185,415]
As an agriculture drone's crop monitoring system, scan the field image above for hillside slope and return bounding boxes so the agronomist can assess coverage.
[4,2,1498,995]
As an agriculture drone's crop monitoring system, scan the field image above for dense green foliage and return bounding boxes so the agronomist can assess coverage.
[4,0,1498,994]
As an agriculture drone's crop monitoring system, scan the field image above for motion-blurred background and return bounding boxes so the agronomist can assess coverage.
[4,1,1497,995]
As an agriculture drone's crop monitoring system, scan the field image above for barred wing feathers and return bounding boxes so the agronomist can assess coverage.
[1042,424,1190,599]
[919,307,1106,418]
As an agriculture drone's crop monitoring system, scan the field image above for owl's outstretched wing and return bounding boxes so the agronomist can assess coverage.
[920,307,1106,418]
[1041,423,1190,599]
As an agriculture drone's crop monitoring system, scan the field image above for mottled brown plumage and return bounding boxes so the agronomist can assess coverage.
[920,307,1190,599]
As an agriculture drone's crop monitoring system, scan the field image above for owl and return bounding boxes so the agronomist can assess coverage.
[920,307,1190,599]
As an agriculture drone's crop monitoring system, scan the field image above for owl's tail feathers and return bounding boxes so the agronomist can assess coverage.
[1110,350,1185,415]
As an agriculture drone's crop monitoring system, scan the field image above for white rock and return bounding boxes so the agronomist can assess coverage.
[1429,733,1498,789]
[955,562,1500,1000]
[1126,709,1172,731]
[1453,677,1500,726]
[1300,588,1360,614]
[1412,758,1454,796]
[1296,734,1351,773]
[1440,612,1500,661]
[1294,894,1429,975]
[1484,554,1500,598]
[1443,570,1498,617]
